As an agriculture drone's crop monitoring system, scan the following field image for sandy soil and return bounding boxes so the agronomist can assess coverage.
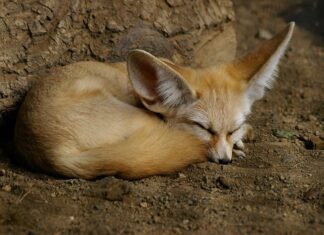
[0,0,323,234]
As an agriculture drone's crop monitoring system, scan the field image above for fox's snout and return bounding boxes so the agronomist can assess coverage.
[208,135,233,164]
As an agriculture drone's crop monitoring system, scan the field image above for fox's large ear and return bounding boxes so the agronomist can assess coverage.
[127,50,196,113]
[231,22,295,105]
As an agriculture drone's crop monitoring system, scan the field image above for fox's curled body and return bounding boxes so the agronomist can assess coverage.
[15,62,207,179]
[15,23,294,179]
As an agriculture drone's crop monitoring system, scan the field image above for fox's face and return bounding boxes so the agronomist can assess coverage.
[127,23,294,163]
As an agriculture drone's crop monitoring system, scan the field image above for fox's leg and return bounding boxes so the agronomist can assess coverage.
[233,124,254,159]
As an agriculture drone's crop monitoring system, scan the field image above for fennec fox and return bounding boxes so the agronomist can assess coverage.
[15,23,295,179]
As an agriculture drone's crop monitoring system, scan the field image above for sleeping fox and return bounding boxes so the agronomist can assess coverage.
[14,23,295,179]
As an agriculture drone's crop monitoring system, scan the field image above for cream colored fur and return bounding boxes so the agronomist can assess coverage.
[14,23,294,179]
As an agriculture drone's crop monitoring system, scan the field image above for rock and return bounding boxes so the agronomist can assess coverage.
[0,169,5,176]
[245,205,252,212]
[215,176,231,189]
[303,188,320,202]
[107,20,124,32]
[2,185,12,192]
[282,117,295,124]
[182,219,189,224]
[92,181,131,201]
[178,173,186,179]
[166,0,184,7]
[308,115,317,122]
[310,136,324,150]
[28,21,47,36]
[105,183,131,201]
[140,202,148,208]
[256,28,273,40]
[281,155,298,164]
[295,124,304,131]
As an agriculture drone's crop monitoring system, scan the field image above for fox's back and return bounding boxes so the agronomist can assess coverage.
[15,61,160,165]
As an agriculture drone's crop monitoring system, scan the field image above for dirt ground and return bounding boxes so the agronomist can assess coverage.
[0,0,323,234]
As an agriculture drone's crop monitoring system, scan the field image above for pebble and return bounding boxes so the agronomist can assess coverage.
[310,136,324,150]
[303,188,320,201]
[178,173,186,179]
[308,115,317,122]
[99,183,131,201]
[2,185,12,192]
[140,202,148,208]
[215,176,231,189]
[245,205,252,212]
[152,215,160,223]
[0,169,5,176]
[281,155,297,164]
[172,227,182,234]
[256,28,273,40]
[182,219,189,224]
[295,124,304,131]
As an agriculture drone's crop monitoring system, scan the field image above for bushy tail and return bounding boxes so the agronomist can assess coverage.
[55,126,208,179]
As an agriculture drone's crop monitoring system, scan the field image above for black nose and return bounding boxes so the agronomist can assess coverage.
[219,159,232,165]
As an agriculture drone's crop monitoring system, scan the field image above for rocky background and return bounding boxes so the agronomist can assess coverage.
[0,0,236,141]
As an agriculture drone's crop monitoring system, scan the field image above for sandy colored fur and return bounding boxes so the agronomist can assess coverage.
[56,125,207,179]
[15,24,294,178]
[15,61,207,179]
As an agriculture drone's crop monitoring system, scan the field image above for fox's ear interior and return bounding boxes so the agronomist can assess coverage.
[127,50,195,113]
[231,22,295,104]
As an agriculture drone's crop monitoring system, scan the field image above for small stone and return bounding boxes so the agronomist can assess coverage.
[2,185,12,192]
[202,175,209,184]
[314,131,320,136]
[50,193,56,198]
[182,219,189,224]
[152,215,160,223]
[295,124,304,131]
[310,136,324,150]
[281,155,297,164]
[178,173,186,179]
[303,188,320,201]
[282,117,295,124]
[245,205,252,212]
[107,20,124,32]
[69,216,75,221]
[256,28,273,40]
[308,115,317,122]
[166,0,184,7]
[215,176,231,189]
[0,169,5,176]
[172,227,182,234]
[101,183,131,201]
[140,202,148,208]
[28,21,47,36]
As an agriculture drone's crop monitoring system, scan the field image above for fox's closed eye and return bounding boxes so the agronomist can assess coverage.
[228,125,243,135]
[193,121,216,135]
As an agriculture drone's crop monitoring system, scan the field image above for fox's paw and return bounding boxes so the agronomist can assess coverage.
[242,124,255,143]
[233,124,254,159]
[233,149,246,159]
[233,141,246,159]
